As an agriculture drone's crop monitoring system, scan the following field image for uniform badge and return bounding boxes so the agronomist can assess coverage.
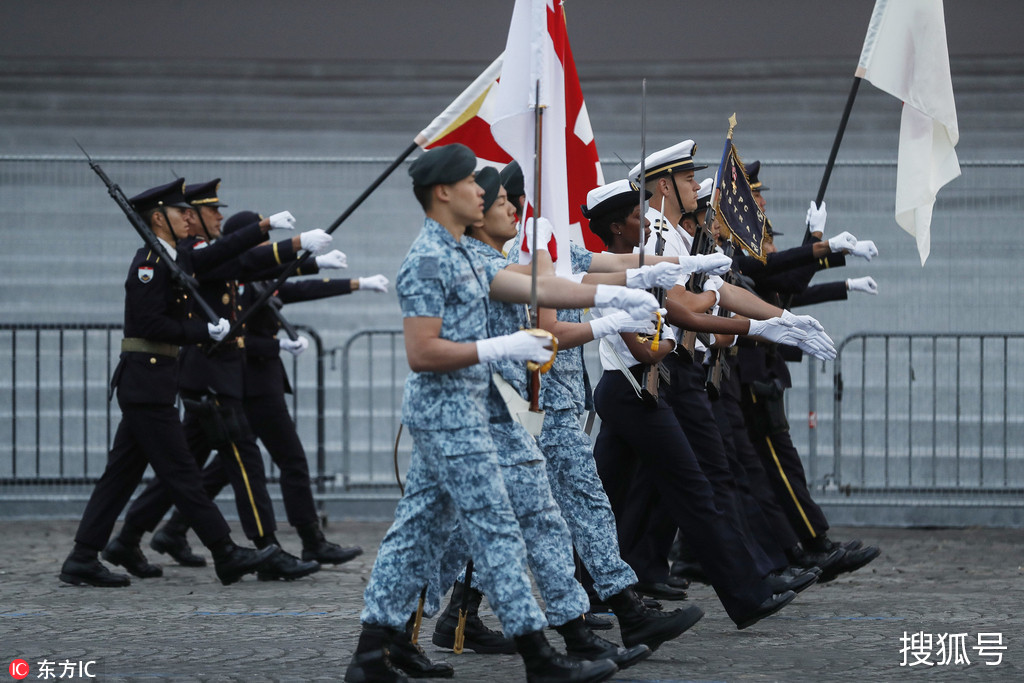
[138,266,154,283]
[418,256,440,279]
[193,240,209,250]
[237,284,245,295]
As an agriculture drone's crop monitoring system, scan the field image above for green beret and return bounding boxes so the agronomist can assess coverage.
[476,167,501,212]
[409,144,477,187]
[499,160,525,197]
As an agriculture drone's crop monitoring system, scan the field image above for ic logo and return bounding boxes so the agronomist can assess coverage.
[8,659,29,680]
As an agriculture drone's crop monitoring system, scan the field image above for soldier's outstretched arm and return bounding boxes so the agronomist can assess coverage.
[489,270,659,320]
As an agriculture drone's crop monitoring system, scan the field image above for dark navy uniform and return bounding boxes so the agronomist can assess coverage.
[120,216,305,543]
[184,275,353,531]
[71,186,269,558]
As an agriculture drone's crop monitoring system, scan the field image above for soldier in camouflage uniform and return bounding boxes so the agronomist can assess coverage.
[345,144,660,683]
[427,168,654,671]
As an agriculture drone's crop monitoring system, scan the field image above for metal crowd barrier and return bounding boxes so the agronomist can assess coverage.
[0,323,326,490]
[828,332,1024,495]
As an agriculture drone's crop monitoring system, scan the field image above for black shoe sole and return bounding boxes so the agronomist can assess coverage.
[59,572,130,588]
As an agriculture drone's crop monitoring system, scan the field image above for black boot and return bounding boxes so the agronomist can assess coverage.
[786,544,847,574]
[253,533,321,581]
[605,587,704,652]
[734,590,797,630]
[582,612,613,631]
[344,624,409,683]
[211,539,279,586]
[819,544,881,582]
[297,522,363,565]
[59,544,130,587]
[515,629,617,683]
[432,581,517,654]
[256,550,321,581]
[386,614,454,679]
[102,537,163,578]
[150,514,207,567]
[555,616,650,670]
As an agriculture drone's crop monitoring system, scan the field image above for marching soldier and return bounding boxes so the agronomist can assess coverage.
[106,179,329,582]
[59,179,279,587]
[585,177,840,629]
[148,208,384,568]
[430,167,684,670]
[345,144,661,683]
[729,162,882,579]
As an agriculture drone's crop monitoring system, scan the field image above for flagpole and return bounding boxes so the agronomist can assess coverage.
[211,140,419,352]
[807,76,863,241]
[638,78,647,268]
[529,78,543,329]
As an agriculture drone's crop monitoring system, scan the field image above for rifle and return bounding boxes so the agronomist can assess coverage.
[77,142,220,324]
[210,139,421,352]
[630,78,671,408]
[248,281,300,342]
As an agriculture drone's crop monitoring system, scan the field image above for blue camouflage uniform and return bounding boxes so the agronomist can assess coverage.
[510,242,640,601]
[430,236,589,628]
[360,218,547,637]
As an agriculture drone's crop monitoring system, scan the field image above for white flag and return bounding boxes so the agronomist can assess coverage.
[489,0,573,276]
[857,0,960,265]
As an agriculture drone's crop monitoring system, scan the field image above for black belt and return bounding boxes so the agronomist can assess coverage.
[121,337,178,358]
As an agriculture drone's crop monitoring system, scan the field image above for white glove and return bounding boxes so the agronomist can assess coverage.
[794,329,838,361]
[358,274,390,293]
[268,211,296,230]
[847,276,878,295]
[477,330,553,365]
[524,217,554,255]
[781,309,825,333]
[702,275,724,307]
[589,311,656,339]
[827,231,857,253]
[315,249,348,269]
[678,252,732,277]
[279,335,309,356]
[749,318,837,361]
[747,317,802,345]
[806,201,827,234]
[848,240,878,261]
[593,284,661,320]
[299,228,333,256]
[207,317,230,341]
[626,262,686,289]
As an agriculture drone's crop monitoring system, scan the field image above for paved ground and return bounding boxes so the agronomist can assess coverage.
[0,521,1020,682]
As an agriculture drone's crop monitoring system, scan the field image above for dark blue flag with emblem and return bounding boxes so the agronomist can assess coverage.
[715,144,768,263]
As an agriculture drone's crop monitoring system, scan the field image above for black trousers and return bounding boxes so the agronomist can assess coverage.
[593,370,770,623]
[662,354,781,577]
[717,355,803,551]
[738,377,829,542]
[74,402,231,551]
[195,392,319,530]
[123,393,277,541]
